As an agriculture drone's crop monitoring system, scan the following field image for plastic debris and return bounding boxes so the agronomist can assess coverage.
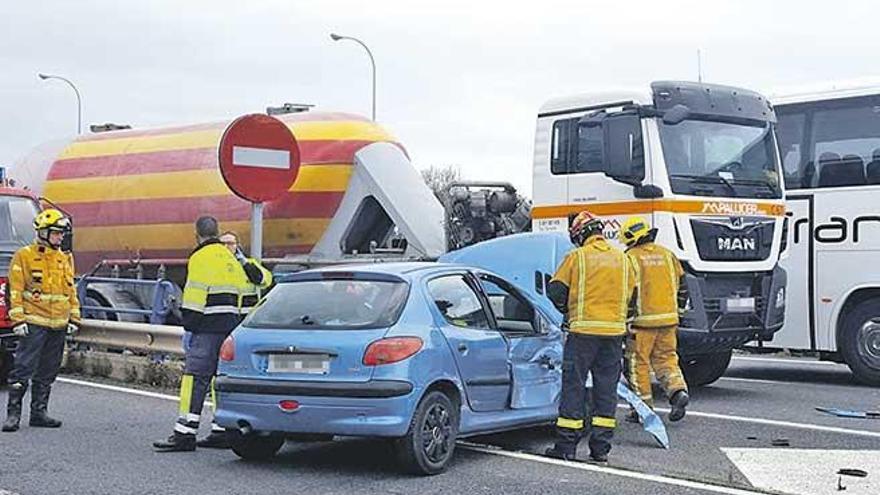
[816,407,880,419]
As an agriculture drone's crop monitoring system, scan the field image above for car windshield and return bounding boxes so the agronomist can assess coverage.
[244,278,410,330]
[659,118,782,198]
[0,196,38,252]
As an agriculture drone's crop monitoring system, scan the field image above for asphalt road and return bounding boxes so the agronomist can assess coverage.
[0,355,876,495]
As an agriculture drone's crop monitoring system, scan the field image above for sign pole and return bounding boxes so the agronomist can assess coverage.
[251,202,264,262]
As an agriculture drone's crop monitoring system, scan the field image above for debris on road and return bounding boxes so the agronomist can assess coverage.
[816,407,880,419]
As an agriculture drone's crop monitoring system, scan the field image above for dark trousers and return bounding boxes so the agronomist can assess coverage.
[9,325,66,389]
[174,332,228,437]
[554,333,623,457]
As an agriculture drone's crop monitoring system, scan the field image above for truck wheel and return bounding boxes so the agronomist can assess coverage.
[395,390,459,475]
[839,300,880,386]
[231,434,285,461]
[681,350,732,387]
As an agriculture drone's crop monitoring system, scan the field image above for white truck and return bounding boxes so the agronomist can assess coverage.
[772,82,880,385]
[530,81,788,385]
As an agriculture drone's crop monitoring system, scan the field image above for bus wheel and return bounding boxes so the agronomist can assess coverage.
[681,350,732,387]
[840,300,880,386]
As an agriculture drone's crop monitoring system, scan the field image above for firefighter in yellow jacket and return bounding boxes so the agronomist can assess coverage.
[2,209,80,432]
[153,216,254,452]
[544,211,638,463]
[620,216,689,422]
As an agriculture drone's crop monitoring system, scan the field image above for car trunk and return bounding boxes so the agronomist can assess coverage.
[233,326,391,383]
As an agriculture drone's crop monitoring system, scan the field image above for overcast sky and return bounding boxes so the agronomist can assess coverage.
[1,0,877,194]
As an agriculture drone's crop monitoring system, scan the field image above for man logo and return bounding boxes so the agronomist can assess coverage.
[718,237,756,251]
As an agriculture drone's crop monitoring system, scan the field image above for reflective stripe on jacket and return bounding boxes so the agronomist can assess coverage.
[551,235,638,337]
[8,243,80,329]
[181,239,251,334]
[239,258,273,315]
[627,242,684,328]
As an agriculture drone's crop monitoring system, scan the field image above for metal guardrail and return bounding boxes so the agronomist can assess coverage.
[73,318,184,356]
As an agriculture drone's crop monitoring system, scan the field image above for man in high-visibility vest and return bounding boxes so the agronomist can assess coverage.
[191,230,273,449]
[2,209,80,432]
[620,216,689,422]
[153,216,253,452]
[544,211,638,464]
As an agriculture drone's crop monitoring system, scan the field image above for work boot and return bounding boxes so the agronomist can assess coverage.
[588,452,609,465]
[153,432,197,452]
[668,390,689,422]
[29,385,62,428]
[2,383,26,432]
[196,430,231,449]
[544,444,577,461]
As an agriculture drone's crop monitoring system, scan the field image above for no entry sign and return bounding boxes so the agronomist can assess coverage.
[218,114,301,203]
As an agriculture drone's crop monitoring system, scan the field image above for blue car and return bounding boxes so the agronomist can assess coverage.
[215,237,570,475]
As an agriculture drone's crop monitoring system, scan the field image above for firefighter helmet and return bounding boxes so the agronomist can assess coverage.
[33,209,70,247]
[619,216,651,247]
[569,210,603,246]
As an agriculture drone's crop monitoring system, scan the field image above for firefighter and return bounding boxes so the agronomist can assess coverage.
[191,230,273,449]
[620,216,689,422]
[2,209,80,432]
[544,211,638,463]
[152,216,253,452]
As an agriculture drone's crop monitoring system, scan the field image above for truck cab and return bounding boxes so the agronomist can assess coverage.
[0,182,41,383]
[531,81,788,385]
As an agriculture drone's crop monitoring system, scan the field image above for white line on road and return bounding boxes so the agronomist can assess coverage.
[58,376,880,440]
[732,356,843,367]
[460,444,767,495]
[720,376,818,386]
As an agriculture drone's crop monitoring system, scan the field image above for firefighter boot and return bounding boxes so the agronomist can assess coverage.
[29,385,62,428]
[2,382,26,432]
[668,390,689,422]
[196,427,231,449]
[153,432,197,452]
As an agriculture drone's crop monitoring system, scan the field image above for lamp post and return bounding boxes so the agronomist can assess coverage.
[330,33,376,121]
[38,73,82,134]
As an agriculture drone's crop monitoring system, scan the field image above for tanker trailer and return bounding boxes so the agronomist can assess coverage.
[11,111,446,322]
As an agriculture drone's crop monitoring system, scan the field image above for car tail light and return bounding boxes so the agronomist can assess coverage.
[219,336,235,362]
[363,337,423,366]
[278,400,300,412]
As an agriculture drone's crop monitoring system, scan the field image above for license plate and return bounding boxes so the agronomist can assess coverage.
[725,297,755,313]
[267,354,330,374]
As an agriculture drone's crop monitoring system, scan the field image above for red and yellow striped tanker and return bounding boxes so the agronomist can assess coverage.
[15,112,401,273]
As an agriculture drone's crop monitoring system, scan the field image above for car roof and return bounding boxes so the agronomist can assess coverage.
[286,261,471,281]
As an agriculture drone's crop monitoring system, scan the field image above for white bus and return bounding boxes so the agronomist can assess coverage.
[532,81,788,386]
[773,83,880,385]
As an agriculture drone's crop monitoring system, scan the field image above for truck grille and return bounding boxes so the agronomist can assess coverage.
[690,216,775,262]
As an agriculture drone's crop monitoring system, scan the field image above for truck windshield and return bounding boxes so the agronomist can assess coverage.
[0,196,38,252]
[659,118,782,199]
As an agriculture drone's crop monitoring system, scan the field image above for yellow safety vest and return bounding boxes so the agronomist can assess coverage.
[8,243,81,329]
[181,240,251,333]
[627,242,684,329]
[552,236,638,337]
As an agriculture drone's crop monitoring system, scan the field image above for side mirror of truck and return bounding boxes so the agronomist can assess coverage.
[662,104,690,125]
[633,184,664,199]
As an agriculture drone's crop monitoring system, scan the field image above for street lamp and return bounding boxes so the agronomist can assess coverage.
[38,73,82,134]
[330,33,376,121]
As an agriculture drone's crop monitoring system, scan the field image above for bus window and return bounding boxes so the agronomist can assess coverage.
[776,111,807,189]
[810,97,880,188]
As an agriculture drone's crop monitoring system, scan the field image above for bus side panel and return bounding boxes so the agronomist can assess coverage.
[777,196,815,350]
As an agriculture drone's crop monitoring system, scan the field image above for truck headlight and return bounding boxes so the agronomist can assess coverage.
[775,287,785,309]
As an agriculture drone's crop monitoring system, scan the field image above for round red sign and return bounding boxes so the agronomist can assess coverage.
[218,114,301,203]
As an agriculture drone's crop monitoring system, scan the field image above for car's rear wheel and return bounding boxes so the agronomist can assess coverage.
[395,390,459,475]
[231,433,285,461]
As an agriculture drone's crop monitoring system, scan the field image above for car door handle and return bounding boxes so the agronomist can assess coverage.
[458,343,468,353]
[539,355,557,370]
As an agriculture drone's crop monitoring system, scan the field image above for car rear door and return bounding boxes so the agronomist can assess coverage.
[477,272,563,410]
[426,273,510,412]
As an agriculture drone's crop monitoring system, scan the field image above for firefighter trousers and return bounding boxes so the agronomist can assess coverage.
[625,325,687,408]
[553,333,622,458]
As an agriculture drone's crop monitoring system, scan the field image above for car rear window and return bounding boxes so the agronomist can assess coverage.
[244,279,410,330]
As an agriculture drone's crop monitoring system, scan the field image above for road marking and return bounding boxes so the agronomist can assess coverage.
[460,444,767,495]
[58,376,880,440]
[723,448,880,495]
[720,376,818,386]
[732,356,843,367]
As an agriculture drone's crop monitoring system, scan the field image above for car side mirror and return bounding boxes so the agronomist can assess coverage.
[535,314,552,335]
